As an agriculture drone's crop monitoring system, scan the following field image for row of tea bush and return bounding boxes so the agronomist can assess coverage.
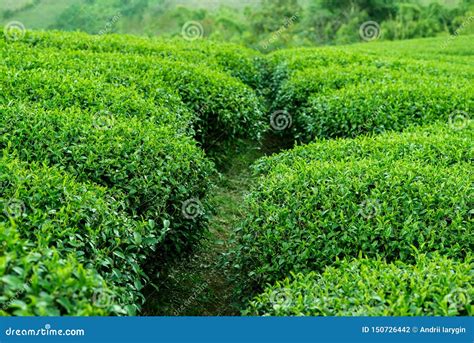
[267,35,473,142]
[238,39,472,315]
[0,30,270,315]
[236,121,473,315]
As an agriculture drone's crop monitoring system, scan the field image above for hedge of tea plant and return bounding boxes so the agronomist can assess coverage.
[0,41,266,149]
[0,103,215,257]
[1,223,115,316]
[17,31,267,90]
[234,123,473,296]
[254,122,474,175]
[246,254,473,316]
[2,30,472,317]
[293,77,471,141]
[0,156,156,315]
[267,42,473,142]
[347,35,474,65]
[0,66,193,134]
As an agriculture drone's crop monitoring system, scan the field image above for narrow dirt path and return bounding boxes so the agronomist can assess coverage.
[141,138,286,315]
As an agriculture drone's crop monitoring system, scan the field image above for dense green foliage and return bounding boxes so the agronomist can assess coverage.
[0,29,267,315]
[268,35,473,142]
[0,34,267,149]
[1,222,112,316]
[246,255,473,316]
[1,27,472,316]
[0,103,214,257]
[0,156,155,315]
[234,123,473,298]
[17,31,267,90]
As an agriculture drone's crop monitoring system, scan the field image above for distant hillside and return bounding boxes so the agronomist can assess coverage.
[1,0,471,50]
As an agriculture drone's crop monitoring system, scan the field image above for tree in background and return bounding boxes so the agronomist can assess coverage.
[4,0,474,48]
[245,0,304,50]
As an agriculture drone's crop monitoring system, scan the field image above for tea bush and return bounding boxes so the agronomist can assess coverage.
[18,31,267,90]
[234,123,473,295]
[268,40,473,142]
[254,122,474,175]
[0,103,215,256]
[290,77,472,141]
[2,30,472,317]
[0,156,156,315]
[0,42,266,149]
[246,254,473,316]
[1,224,114,316]
[348,35,474,64]
[0,66,193,134]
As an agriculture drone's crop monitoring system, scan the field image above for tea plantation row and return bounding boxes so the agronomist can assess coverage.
[236,35,473,315]
[0,31,472,316]
[235,123,473,315]
[0,31,267,315]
